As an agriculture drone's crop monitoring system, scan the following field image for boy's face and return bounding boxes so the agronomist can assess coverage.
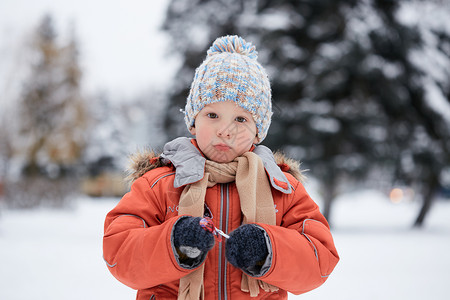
[190,101,258,163]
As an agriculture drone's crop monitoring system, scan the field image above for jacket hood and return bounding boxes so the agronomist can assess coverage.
[127,138,304,188]
[126,149,165,183]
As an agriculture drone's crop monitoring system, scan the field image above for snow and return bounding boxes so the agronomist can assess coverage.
[0,199,135,299]
[310,191,450,300]
[1,189,449,299]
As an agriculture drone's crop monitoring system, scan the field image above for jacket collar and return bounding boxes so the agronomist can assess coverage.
[161,137,291,194]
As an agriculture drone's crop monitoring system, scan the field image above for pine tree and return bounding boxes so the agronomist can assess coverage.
[392,0,450,226]
[17,14,89,178]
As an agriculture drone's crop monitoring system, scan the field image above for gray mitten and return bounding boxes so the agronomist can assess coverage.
[225,224,268,271]
[173,217,215,262]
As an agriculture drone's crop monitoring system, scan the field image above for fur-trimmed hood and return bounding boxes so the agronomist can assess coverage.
[127,140,304,185]
[126,149,166,183]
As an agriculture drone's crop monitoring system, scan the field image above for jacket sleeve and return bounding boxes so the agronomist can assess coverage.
[102,175,191,290]
[257,179,339,295]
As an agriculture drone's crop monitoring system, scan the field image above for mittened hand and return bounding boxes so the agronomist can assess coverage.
[173,216,215,256]
[225,224,268,271]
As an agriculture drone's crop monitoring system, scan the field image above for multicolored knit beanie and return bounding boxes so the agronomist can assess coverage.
[184,35,272,143]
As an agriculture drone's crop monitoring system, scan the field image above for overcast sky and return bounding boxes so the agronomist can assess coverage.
[0,0,177,100]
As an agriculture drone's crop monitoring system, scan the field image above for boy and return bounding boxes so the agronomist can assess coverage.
[103,35,339,300]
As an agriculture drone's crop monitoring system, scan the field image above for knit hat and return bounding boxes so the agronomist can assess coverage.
[184,35,272,143]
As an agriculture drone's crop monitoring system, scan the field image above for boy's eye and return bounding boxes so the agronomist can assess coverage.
[207,113,218,119]
[235,116,247,123]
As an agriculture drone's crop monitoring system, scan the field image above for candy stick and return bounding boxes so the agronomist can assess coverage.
[199,217,230,241]
[214,228,230,239]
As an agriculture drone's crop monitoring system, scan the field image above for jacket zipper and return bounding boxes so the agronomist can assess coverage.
[218,183,229,300]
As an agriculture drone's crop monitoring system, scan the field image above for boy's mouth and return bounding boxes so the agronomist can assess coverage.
[213,143,231,151]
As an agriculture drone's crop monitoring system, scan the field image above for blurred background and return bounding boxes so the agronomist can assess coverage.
[0,0,449,299]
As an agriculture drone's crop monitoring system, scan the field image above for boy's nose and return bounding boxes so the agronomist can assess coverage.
[217,122,232,138]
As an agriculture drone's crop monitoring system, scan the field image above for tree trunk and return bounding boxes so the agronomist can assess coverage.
[413,175,439,227]
[322,180,337,227]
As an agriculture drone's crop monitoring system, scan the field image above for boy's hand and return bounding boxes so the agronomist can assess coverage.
[173,216,215,258]
[225,224,268,270]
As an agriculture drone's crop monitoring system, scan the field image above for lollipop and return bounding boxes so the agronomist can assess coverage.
[199,217,230,241]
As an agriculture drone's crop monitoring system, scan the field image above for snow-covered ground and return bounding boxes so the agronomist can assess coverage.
[0,189,449,300]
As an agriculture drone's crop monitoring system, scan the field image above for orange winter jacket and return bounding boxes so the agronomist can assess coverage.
[103,138,339,300]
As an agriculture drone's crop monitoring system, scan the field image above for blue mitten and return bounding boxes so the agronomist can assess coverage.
[225,224,268,271]
[173,216,215,260]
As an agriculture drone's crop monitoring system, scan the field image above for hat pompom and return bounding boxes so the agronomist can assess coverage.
[207,35,258,60]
